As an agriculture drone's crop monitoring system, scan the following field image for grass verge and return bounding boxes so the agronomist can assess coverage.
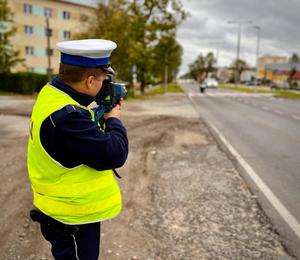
[127,83,183,101]
[147,83,184,95]
[219,84,300,99]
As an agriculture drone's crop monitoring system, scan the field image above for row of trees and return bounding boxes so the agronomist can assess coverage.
[77,0,187,93]
[187,51,249,82]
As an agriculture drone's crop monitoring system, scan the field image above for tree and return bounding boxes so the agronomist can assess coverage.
[288,53,299,86]
[189,54,205,81]
[128,0,187,92]
[289,53,300,64]
[229,58,249,83]
[188,52,217,81]
[204,52,217,77]
[151,34,182,82]
[77,0,187,93]
[0,0,24,73]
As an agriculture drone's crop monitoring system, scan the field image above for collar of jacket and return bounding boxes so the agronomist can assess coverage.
[50,76,95,107]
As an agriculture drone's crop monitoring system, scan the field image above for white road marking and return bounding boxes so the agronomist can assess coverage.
[262,106,270,110]
[292,115,300,121]
[188,92,273,98]
[274,110,283,115]
[209,123,300,240]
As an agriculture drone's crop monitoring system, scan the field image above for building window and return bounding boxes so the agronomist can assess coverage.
[62,11,71,20]
[24,25,33,35]
[25,46,34,55]
[44,7,52,17]
[63,31,71,40]
[24,4,32,15]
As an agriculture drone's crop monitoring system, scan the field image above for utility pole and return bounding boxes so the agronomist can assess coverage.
[228,20,253,85]
[253,25,261,87]
[46,17,52,81]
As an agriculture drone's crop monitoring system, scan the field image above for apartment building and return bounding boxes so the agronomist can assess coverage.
[8,0,96,74]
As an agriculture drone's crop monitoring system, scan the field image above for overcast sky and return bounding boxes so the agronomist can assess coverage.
[70,0,300,75]
[177,0,300,74]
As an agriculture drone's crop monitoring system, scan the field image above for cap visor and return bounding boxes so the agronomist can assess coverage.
[103,66,115,75]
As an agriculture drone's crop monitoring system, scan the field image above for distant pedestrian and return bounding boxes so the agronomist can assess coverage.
[27,39,128,259]
[200,83,206,93]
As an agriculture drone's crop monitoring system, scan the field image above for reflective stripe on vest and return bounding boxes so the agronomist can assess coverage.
[27,84,122,224]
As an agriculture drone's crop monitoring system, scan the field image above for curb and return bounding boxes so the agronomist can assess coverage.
[185,90,300,259]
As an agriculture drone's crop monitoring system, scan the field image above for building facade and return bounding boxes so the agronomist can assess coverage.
[257,55,288,79]
[8,0,96,74]
[265,63,300,83]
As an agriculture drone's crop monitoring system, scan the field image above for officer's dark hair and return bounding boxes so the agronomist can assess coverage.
[58,63,104,83]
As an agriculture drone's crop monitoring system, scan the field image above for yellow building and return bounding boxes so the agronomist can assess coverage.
[8,0,96,74]
[257,55,288,79]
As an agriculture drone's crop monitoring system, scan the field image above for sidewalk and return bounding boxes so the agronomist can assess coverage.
[100,93,293,259]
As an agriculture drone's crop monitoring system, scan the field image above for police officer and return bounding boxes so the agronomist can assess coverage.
[27,39,128,259]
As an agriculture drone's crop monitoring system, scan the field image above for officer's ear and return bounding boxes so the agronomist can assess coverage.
[86,75,94,89]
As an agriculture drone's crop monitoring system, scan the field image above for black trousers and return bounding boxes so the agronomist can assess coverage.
[39,220,101,260]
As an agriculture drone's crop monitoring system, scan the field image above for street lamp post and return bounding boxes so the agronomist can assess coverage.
[228,20,253,85]
[253,25,261,87]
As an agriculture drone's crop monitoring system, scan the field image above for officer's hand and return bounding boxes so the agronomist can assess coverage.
[104,103,122,120]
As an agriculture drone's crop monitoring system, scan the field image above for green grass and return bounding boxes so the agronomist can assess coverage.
[0,90,20,96]
[274,91,300,99]
[220,84,274,93]
[219,84,300,99]
[147,83,184,95]
[126,83,183,101]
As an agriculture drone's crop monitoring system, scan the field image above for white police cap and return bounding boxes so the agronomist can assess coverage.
[56,39,117,72]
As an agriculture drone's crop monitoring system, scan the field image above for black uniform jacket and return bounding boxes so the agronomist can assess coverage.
[40,76,128,171]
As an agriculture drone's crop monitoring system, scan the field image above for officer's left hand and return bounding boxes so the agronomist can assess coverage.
[104,103,122,120]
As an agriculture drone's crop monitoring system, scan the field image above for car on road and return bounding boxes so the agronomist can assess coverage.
[270,81,290,90]
[203,78,218,88]
[245,79,262,86]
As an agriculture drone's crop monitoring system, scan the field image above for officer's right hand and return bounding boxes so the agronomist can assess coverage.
[104,104,122,120]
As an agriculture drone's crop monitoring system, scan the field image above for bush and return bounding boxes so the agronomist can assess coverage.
[0,72,48,94]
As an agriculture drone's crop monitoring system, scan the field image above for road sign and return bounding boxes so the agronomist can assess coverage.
[0,21,12,33]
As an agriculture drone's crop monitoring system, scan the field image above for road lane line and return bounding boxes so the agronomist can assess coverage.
[209,123,300,240]
[262,106,269,110]
[275,110,283,115]
[292,115,300,121]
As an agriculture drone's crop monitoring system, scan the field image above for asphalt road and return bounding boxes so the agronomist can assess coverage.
[183,83,300,253]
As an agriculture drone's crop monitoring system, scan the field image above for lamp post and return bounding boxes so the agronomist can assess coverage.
[253,25,261,87]
[228,20,253,85]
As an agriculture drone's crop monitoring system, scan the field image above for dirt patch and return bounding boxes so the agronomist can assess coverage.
[0,94,293,259]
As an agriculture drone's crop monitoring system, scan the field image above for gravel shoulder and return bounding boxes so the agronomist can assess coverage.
[0,94,293,259]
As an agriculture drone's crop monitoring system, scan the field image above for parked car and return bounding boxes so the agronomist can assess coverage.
[270,81,290,90]
[245,79,262,86]
[203,78,218,88]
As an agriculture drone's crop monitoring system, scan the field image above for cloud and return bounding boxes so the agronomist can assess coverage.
[177,0,300,74]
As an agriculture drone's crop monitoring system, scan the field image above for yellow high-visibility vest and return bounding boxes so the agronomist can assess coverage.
[27,84,122,224]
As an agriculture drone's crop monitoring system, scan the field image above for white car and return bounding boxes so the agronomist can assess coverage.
[204,78,218,88]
